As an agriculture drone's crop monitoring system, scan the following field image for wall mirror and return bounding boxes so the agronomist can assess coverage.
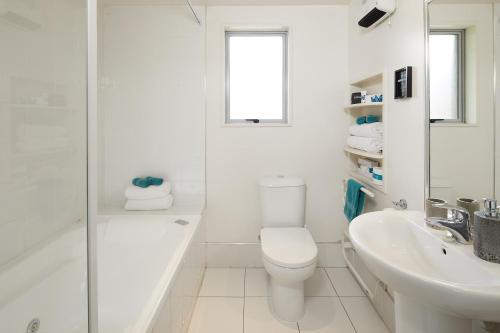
[425,0,498,214]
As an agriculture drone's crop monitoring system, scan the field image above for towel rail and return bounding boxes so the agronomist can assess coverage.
[343,178,375,198]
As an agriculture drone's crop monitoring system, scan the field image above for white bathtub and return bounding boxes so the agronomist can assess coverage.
[98,214,206,333]
[0,225,88,333]
[0,213,205,333]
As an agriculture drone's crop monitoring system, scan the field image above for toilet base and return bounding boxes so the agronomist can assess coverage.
[270,277,305,322]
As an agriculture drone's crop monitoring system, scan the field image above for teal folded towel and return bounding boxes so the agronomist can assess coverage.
[366,115,379,123]
[146,177,163,186]
[356,116,366,125]
[132,177,164,188]
[344,179,366,222]
[132,177,150,188]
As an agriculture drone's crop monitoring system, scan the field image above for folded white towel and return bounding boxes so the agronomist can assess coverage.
[347,136,383,153]
[125,182,172,200]
[125,194,174,211]
[348,122,383,138]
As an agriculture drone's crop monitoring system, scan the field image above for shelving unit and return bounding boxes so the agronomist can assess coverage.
[344,146,383,160]
[344,102,383,110]
[344,72,387,193]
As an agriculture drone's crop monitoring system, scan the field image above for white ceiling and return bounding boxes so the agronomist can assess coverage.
[432,0,500,4]
[102,0,350,5]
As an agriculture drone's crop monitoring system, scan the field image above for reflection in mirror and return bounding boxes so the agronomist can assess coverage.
[427,0,495,210]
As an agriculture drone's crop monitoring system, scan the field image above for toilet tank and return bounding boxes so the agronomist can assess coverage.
[259,176,306,228]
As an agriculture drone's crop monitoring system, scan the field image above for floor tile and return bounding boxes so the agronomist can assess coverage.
[305,269,337,296]
[245,268,269,296]
[298,297,356,333]
[341,297,389,333]
[187,297,244,333]
[325,268,365,297]
[244,297,299,333]
[199,268,245,297]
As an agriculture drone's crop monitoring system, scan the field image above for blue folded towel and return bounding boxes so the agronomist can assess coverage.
[344,179,366,222]
[356,116,366,125]
[132,177,164,188]
[366,115,379,123]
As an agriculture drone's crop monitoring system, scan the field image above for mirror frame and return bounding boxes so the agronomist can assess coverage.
[424,0,433,202]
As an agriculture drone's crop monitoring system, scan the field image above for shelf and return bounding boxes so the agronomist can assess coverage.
[344,146,383,160]
[344,102,383,110]
[349,171,386,194]
[10,104,68,110]
[350,73,383,87]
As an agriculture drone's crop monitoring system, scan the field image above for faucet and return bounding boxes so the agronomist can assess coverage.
[425,204,472,244]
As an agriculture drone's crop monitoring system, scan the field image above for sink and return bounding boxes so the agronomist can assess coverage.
[349,210,500,333]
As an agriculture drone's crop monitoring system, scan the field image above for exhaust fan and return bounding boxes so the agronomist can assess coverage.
[358,0,395,29]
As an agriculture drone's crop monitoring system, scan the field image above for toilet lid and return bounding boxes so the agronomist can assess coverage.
[261,228,318,269]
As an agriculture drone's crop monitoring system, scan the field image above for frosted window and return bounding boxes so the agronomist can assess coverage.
[429,31,464,122]
[226,32,288,123]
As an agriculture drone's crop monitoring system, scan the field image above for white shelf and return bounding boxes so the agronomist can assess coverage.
[349,171,386,194]
[350,73,383,87]
[344,146,383,160]
[345,102,383,110]
[10,104,68,110]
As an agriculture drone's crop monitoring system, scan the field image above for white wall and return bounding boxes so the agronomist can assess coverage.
[347,1,426,330]
[205,5,349,267]
[348,0,426,212]
[98,5,206,211]
[429,4,495,203]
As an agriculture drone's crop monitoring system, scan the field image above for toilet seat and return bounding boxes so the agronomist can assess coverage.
[261,227,318,269]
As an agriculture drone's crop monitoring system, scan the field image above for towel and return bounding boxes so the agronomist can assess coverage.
[125,182,172,200]
[356,115,379,125]
[356,116,366,125]
[125,194,174,211]
[348,122,383,138]
[132,177,164,188]
[344,179,366,222]
[347,136,383,153]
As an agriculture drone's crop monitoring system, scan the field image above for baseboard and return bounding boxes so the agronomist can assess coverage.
[205,242,347,268]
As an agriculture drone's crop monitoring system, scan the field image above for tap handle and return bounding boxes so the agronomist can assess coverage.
[432,203,470,221]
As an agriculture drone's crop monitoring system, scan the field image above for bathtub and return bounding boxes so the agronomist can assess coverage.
[98,214,206,333]
[0,213,205,333]
[0,225,88,333]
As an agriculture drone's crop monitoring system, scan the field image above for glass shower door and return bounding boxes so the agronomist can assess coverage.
[0,0,89,332]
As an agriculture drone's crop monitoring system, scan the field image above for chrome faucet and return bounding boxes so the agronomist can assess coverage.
[425,204,472,244]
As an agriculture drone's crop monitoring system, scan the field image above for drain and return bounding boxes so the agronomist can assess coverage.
[174,219,189,226]
[26,318,40,333]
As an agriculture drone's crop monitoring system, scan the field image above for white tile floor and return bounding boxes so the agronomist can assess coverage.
[188,268,390,333]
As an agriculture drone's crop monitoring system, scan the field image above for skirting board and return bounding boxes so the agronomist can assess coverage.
[205,242,347,268]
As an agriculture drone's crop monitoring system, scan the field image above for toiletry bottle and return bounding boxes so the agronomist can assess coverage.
[473,199,500,264]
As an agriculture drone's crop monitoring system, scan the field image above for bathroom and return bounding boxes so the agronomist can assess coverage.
[0,0,499,332]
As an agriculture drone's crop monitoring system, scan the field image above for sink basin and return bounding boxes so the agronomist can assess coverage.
[349,210,500,333]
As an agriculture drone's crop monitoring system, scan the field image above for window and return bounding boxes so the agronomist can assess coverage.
[429,29,465,123]
[225,31,288,124]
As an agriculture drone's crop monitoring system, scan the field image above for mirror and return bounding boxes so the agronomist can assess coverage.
[426,0,498,212]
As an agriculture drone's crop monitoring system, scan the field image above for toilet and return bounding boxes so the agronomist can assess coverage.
[259,176,318,322]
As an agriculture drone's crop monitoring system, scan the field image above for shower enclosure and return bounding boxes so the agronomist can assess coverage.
[0,0,89,332]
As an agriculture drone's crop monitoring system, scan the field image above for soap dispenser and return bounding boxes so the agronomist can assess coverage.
[473,199,500,263]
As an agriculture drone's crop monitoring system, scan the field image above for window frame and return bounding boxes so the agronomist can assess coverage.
[224,30,289,125]
[429,29,466,124]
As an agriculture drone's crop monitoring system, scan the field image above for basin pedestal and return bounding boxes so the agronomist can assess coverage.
[395,293,472,333]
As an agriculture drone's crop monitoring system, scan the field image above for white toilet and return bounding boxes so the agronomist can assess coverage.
[259,176,318,322]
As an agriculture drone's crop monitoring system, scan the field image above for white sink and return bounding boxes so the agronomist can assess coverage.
[349,210,500,333]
